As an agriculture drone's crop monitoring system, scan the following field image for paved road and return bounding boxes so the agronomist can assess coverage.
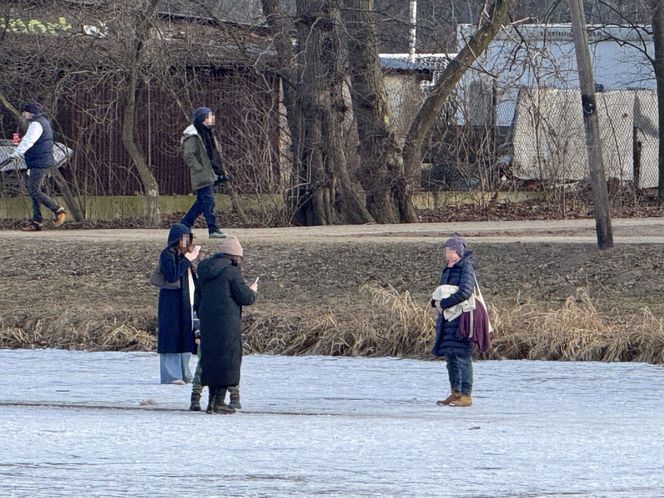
[3,217,664,244]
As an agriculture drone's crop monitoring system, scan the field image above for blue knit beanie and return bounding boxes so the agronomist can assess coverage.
[443,235,467,257]
[21,102,41,115]
[191,106,211,125]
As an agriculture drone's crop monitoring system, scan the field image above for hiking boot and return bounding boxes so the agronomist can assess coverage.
[208,229,227,239]
[212,388,236,414]
[53,207,67,227]
[21,221,42,232]
[436,391,461,406]
[228,385,241,410]
[449,394,472,407]
[189,392,201,412]
[213,402,236,414]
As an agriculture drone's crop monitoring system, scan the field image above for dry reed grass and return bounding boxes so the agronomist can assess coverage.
[0,310,155,351]
[492,289,664,363]
[2,287,663,363]
[244,286,664,364]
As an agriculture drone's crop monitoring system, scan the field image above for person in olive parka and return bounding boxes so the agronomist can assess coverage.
[194,235,257,414]
[180,106,227,239]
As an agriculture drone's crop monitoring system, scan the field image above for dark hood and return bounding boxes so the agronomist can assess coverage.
[196,253,234,282]
[167,223,191,246]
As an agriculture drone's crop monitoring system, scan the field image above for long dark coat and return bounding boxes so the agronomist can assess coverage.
[432,253,476,357]
[195,254,256,387]
[157,224,196,354]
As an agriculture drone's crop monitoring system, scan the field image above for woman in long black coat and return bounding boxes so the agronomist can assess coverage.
[195,235,257,414]
[157,223,200,384]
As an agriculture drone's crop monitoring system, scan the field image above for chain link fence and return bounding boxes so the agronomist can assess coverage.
[421,85,659,196]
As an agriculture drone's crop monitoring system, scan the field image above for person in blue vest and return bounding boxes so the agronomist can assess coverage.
[0,103,66,231]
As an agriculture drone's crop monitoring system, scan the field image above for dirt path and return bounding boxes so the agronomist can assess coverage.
[3,217,664,243]
[3,217,664,352]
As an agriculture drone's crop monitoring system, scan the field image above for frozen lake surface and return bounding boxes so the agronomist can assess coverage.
[1,349,663,497]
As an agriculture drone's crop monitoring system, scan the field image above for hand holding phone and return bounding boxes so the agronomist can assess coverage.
[250,276,259,292]
[185,245,201,262]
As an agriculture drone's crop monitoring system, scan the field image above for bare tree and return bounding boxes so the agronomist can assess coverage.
[262,0,373,224]
[648,0,664,200]
[342,0,409,223]
[400,0,517,222]
[586,0,664,201]
[119,0,162,226]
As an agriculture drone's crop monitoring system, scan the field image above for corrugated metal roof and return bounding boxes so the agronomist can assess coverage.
[379,53,454,75]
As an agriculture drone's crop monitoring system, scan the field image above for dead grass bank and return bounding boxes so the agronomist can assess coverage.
[4,288,663,364]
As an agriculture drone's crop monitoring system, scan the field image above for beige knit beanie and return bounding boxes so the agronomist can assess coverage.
[219,235,243,257]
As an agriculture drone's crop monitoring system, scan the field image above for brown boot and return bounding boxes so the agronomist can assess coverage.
[436,391,461,406]
[53,208,67,228]
[449,394,472,407]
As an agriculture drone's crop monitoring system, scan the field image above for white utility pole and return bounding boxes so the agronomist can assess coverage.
[409,0,417,61]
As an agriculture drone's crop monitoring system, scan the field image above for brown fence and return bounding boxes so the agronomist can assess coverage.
[44,68,281,196]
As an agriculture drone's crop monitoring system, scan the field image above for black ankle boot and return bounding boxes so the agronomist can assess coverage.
[206,387,217,414]
[213,388,236,414]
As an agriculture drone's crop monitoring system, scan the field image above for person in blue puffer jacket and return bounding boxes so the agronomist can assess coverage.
[431,235,476,407]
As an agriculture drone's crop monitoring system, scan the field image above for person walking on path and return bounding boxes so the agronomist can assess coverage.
[0,103,66,231]
[180,106,227,239]
[157,223,200,384]
[195,235,257,414]
[431,235,477,407]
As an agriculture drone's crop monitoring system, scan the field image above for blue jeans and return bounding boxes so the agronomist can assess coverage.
[28,168,59,223]
[180,185,217,233]
[446,353,473,395]
[159,353,193,384]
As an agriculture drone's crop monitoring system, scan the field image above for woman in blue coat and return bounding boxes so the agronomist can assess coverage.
[432,235,476,407]
[157,224,200,384]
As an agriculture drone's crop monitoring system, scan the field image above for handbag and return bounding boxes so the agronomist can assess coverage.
[456,275,492,352]
[150,263,181,289]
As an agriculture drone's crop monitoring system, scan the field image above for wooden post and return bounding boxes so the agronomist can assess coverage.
[568,0,613,249]
[650,0,664,201]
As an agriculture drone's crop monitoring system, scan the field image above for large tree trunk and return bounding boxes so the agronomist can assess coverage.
[652,0,664,201]
[121,0,160,227]
[401,0,516,222]
[261,0,303,208]
[342,0,407,223]
[291,0,373,225]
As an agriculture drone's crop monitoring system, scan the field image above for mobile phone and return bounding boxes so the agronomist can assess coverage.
[194,245,201,251]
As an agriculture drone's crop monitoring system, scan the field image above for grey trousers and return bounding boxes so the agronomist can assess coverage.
[27,168,59,223]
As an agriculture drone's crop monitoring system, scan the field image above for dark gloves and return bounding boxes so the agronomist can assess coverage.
[214,174,229,185]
